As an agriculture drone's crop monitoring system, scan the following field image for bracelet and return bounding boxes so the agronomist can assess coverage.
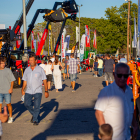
[45,91,48,92]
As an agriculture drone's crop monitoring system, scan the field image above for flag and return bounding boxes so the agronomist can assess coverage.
[16,29,21,48]
[37,33,40,48]
[34,40,36,53]
[85,25,90,47]
[133,15,137,48]
[61,28,66,60]
[80,34,85,62]
[93,30,97,49]
[74,42,78,58]
[64,35,70,50]
[48,24,52,56]
[138,0,140,37]
[76,26,79,43]
[31,31,34,49]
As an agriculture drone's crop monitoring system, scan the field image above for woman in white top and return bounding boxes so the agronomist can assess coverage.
[52,56,64,92]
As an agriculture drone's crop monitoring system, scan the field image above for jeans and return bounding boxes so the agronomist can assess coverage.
[24,93,42,122]
[70,74,77,81]
[98,68,103,77]
[0,93,11,104]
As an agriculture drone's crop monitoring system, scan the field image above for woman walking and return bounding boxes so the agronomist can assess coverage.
[52,56,64,92]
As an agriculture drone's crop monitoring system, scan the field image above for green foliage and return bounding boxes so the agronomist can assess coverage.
[29,2,138,54]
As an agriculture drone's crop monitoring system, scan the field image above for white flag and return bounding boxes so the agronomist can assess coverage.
[76,26,79,43]
[80,34,85,62]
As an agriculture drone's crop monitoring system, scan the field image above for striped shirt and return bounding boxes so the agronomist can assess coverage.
[67,58,79,74]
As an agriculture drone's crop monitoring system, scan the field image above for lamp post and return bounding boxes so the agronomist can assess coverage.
[77,4,83,54]
[22,0,27,56]
[126,0,131,62]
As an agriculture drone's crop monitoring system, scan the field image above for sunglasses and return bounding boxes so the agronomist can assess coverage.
[116,73,129,78]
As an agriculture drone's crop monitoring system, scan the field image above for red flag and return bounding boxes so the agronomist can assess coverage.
[93,30,97,49]
[85,25,90,47]
[31,31,34,49]
[16,29,21,48]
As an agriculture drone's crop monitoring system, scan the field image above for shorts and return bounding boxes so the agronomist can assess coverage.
[46,74,52,82]
[70,74,77,82]
[105,72,114,82]
[0,93,11,104]
[80,66,82,70]
[94,67,98,71]
[90,65,93,68]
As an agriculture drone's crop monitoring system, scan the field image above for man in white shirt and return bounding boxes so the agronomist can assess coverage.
[98,57,103,77]
[39,60,46,70]
[95,63,138,140]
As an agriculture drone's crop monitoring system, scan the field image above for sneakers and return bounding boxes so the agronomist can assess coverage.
[72,90,75,92]
[33,121,39,125]
[8,117,13,123]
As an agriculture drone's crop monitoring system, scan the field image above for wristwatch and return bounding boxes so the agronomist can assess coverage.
[45,91,48,92]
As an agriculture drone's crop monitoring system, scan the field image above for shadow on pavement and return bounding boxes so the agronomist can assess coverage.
[31,100,99,140]
[39,99,59,122]
[75,83,82,90]
[51,84,68,92]
[102,81,106,87]
[12,101,27,121]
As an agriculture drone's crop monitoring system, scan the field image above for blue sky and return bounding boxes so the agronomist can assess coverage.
[0,0,138,31]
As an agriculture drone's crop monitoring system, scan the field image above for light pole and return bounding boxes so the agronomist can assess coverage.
[22,0,27,56]
[126,0,131,62]
[78,4,83,54]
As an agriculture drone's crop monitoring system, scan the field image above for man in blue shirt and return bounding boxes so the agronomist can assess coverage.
[22,54,49,125]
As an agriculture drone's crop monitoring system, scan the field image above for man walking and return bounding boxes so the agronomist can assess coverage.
[98,57,103,77]
[22,54,49,125]
[67,53,79,92]
[104,54,115,86]
[0,57,15,123]
[95,63,138,140]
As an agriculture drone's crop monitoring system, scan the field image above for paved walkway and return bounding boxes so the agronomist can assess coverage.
[1,71,140,140]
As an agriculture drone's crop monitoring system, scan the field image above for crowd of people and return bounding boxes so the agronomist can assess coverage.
[0,52,139,140]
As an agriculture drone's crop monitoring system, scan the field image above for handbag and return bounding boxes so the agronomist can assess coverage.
[59,65,62,70]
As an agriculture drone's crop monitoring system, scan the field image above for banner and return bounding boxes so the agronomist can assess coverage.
[133,15,137,48]
[64,35,70,50]
[76,26,79,43]
[61,28,66,60]
[93,30,97,49]
[80,34,85,62]
[31,31,34,49]
[48,24,52,56]
[85,25,90,47]
[16,29,21,49]
[34,40,36,53]
[138,0,140,37]
[74,42,78,58]
[37,33,40,48]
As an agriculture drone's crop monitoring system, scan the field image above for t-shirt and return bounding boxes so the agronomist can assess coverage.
[104,59,115,72]
[39,64,46,70]
[44,64,52,75]
[50,57,55,63]
[98,59,103,68]
[94,82,134,140]
[0,68,15,94]
[89,59,94,66]
[94,62,98,68]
